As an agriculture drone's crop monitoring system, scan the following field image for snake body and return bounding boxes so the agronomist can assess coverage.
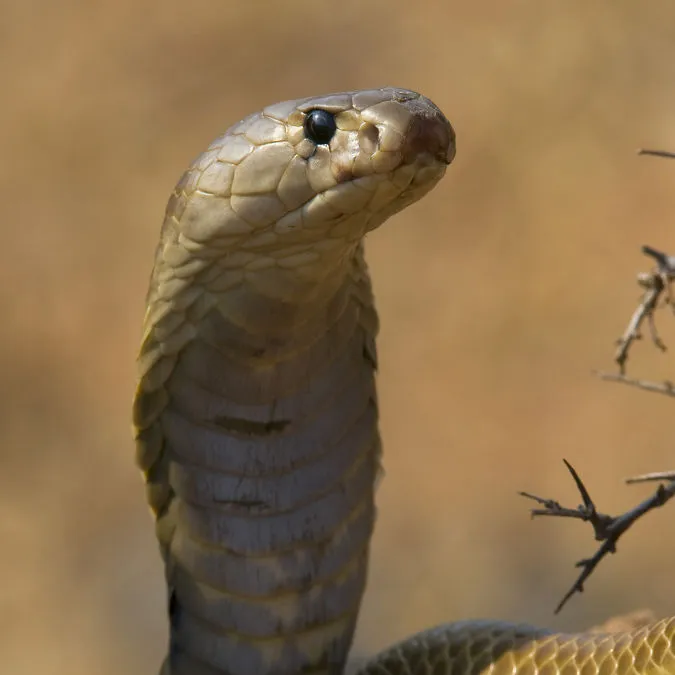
[132,87,675,675]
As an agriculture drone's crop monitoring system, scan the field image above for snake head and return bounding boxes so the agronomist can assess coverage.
[146,88,454,322]
[167,86,454,245]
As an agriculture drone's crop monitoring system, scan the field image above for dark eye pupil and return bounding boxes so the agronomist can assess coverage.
[303,109,337,145]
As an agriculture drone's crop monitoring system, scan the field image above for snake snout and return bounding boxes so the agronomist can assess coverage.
[401,100,456,167]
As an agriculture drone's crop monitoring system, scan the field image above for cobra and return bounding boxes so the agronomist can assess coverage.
[132,87,675,675]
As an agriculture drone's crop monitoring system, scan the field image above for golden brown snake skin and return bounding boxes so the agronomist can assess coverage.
[132,87,675,675]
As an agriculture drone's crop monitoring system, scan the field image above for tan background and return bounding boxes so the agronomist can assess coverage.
[3,1,675,673]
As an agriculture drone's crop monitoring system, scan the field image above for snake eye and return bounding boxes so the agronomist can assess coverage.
[303,109,337,145]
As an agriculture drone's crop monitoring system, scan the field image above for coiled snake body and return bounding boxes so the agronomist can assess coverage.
[132,87,675,675]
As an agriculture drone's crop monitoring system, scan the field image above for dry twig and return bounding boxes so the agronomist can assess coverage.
[605,242,675,372]
[626,469,675,484]
[594,243,675,385]
[594,147,675,377]
[608,268,666,374]
[524,149,675,614]
[594,371,675,398]
[520,460,675,614]
[638,148,675,160]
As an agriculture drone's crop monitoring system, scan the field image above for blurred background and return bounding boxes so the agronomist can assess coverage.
[4,1,675,673]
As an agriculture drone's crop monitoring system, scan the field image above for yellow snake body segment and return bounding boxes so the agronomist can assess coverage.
[358,619,675,675]
[133,87,674,675]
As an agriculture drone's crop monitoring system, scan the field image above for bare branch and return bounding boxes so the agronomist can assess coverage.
[642,245,675,273]
[611,272,665,373]
[597,242,675,374]
[626,469,675,484]
[593,371,675,397]
[520,461,675,614]
[642,245,675,313]
[638,148,675,159]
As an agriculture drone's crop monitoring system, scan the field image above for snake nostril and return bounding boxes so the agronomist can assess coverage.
[358,123,380,155]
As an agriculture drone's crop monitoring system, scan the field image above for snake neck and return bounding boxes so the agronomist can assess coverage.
[136,248,382,675]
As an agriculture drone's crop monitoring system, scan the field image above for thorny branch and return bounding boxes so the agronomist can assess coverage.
[595,148,675,385]
[519,149,675,614]
[520,460,675,614]
[601,245,672,375]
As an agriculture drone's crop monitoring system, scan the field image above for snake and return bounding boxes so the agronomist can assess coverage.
[132,87,675,675]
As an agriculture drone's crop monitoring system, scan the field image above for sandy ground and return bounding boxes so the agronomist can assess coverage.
[3,2,675,673]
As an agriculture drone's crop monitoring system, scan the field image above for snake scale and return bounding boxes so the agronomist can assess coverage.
[132,87,675,675]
